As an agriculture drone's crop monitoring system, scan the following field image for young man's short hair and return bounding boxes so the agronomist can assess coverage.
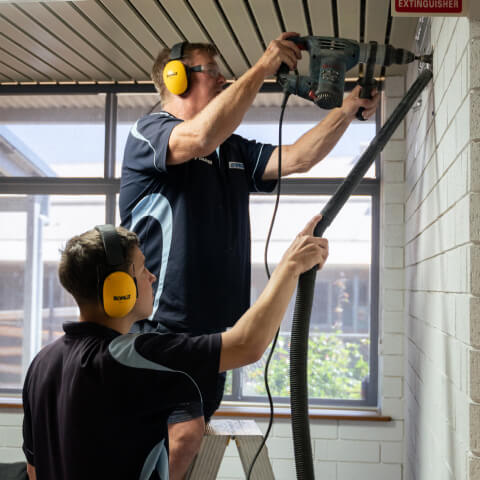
[58,226,138,305]
[151,42,218,103]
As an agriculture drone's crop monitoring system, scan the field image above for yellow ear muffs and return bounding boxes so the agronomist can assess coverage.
[102,271,137,318]
[163,59,189,95]
[95,224,138,318]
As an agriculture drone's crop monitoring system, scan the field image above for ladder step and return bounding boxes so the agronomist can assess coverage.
[186,419,274,480]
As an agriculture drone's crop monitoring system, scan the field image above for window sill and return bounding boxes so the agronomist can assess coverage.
[214,403,391,422]
[0,397,22,409]
[0,397,392,422]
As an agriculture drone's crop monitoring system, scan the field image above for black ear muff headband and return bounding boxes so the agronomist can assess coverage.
[95,225,137,318]
[163,41,190,96]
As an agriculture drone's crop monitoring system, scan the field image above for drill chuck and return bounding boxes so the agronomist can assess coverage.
[359,43,417,66]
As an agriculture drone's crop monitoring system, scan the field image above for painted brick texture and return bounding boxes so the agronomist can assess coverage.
[405,15,480,480]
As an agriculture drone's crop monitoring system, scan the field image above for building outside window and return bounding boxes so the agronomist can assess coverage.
[0,90,379,408]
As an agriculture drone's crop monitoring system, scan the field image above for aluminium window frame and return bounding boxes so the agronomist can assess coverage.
[0,82,380,407]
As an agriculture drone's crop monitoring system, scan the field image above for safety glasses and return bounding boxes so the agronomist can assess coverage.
[190,64,222,78]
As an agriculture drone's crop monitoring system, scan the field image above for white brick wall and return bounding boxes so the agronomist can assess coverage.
[405,15,480,480]
[214,418,404,480]
[0,410,25,463]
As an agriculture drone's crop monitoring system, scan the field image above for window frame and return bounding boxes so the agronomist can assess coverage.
[0,83,380,408]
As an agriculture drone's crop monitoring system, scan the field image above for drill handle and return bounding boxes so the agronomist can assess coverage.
[355,80,377,122]
[355,77,378,120]
[356,41,378,121]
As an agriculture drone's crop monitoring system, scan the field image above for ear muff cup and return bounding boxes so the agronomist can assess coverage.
[95,224,138,318]
[163,59,189,95]
[102,271,137,318]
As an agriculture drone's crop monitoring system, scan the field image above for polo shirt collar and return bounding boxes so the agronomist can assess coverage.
[63,321,121,340]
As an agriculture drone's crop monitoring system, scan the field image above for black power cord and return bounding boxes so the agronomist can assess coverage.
[246,90,290,479]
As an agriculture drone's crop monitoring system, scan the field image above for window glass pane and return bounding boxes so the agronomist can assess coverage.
[0,95,106,177]
[116,94,160,177]
[244,195,372,401]
[0,194,106,391]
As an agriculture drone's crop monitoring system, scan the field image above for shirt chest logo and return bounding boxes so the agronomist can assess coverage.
[229,162,245,170]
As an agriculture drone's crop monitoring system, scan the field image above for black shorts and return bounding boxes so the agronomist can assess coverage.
[168,371,226,425]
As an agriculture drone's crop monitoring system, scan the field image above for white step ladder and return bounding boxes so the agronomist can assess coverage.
[186,419,275,479]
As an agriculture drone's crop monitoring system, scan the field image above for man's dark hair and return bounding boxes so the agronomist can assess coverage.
[151,42,218,104]
[58,226,139,305]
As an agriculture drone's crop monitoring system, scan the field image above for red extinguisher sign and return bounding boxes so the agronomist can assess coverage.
[393,0,463,14]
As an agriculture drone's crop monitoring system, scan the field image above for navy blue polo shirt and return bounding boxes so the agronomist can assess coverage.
[119,112,276,335]
[22,321,221,480]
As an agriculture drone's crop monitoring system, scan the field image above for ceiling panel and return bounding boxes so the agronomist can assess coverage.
[128,0,178,48]
[0,59,31,82]
[337,0,361,40]
[189,0,249,77]
[0,33,70,81]
[0,48,49,82]
[278,0,310,75]
[0,72,11,82]
[278,0,309,35]
[99,0,162,59]
[219,0,264,66]
[0,0,419,86]
[308,0,334,37]
[0,3,99,80]
[337,0,361,77]
[365,0,390,77]
[248,0,282,46]
[16,1,132,81]
[157,0,231,77]
[0,14,86,80]
[44,2,146,79]
[71,0,153,75]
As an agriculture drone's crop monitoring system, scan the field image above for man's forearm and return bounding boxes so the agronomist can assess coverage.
[27,463,36,480]
[219,261,298,372]
[262,86,380,180]
[263,106,354,179]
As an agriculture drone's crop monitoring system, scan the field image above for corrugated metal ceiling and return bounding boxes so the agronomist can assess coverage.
[0,0,418,85]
